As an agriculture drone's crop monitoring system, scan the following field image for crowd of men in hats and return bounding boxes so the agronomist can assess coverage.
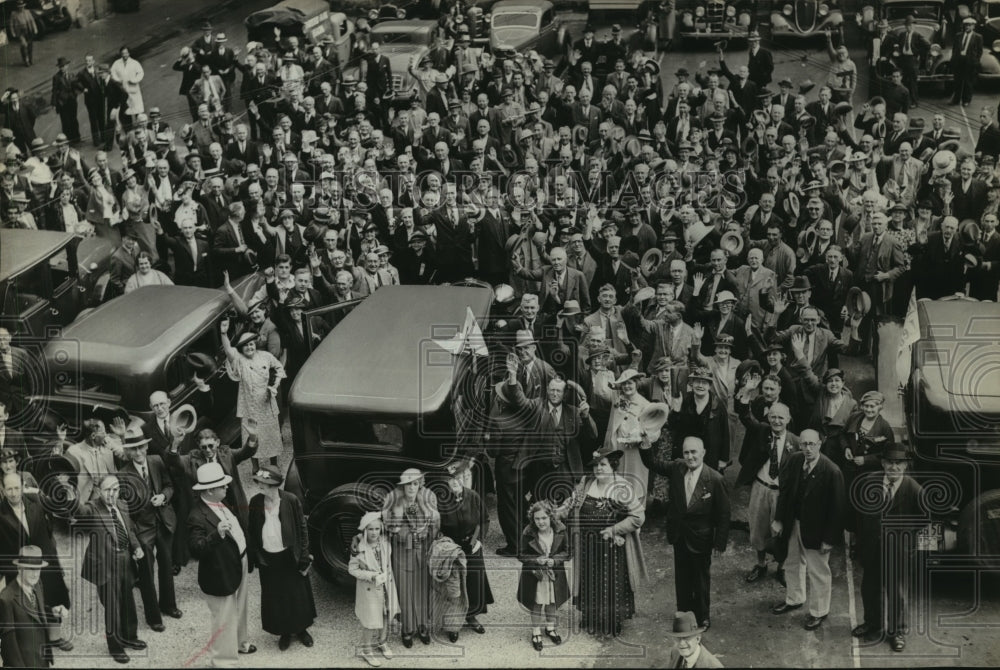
[1,0,999,664]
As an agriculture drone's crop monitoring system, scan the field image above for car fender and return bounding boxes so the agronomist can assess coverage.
[820,10,844,27]
[981,51,1000,76]
[771,12,791,28]
[307,480,386,582]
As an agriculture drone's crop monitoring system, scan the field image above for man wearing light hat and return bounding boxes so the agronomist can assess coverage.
[189,461,256,664]
[665,611,723,667]
[951,17,982,106]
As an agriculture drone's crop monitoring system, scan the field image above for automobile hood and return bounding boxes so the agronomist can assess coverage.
[920,342,1000,409]
[889,24,940,43]
[490,26,535,48]
[379,48,427,75]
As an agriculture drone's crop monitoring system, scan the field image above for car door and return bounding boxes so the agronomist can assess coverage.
[46,243,82,332]
[2,258,55,341]
[539,8,555,53]
[163,326,240,445]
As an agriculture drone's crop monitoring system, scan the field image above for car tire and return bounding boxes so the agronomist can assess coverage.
[308,481,387,584]
[958,489,1000,564]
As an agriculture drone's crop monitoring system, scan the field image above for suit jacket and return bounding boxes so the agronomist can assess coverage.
[665,647,724,668]
[0,348,36,415]
[432,206,474,269]
[732,264,776,326]
[212,220,256,279]
[505,380,597,474]
[247,490,310,569]
[0,494,64,590]
[976,122,1000,160]
[516,266,591,315]
[163,234,212,287]
[854,473,924,558]
[851,232,906,306]
[667,391,731,467]
[572,103,603,142]
[804,264,855,330]
[642,453,730,554]
[476,210,512,278]
[0,578,51,668]
[747,47,774,86]
[736,418,801,486]
[775,452,845,549]
[188,497,251,597]
[949,177,987,222]
[75,496,141,586]
[65,441,117,503]
[769,324,845,378]
[913,232,966,299]
[165,439,256,530]
[952,30,983,65]
[119,456,176,544]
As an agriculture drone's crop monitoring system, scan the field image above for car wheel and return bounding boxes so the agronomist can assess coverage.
[958,489,1000,564]
[308,482,387,584]
[937,61,954,96]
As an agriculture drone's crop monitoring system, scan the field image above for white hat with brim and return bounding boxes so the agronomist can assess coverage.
[193,462,233,490]
[611,369,646,387]
[399,468,423,486]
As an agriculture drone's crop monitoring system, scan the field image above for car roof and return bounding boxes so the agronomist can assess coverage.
[290,285,493,416]
[45,286,229,374]
[493,0,554,11]
[0,229,75,283]
[916,298,1000,399]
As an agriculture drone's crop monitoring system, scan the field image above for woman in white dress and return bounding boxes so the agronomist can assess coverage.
[124,252,173,293]
[220,318,286,471]
[603,369,652,504]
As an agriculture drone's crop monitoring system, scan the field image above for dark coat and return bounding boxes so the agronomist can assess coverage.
[735,406,801,487]
[641,451,731,554]
[188,498,252,597]
[515,521,570,609]
[247,490,311,570]
[667,391,731,467]
[775,452,845,549]
[0,494,70,609]
[164,438,257,530]
[854,472,923,557]
[75,497,142,586]
[118,456,177,545]
[0,578,51,668]
[162,234,212,287]
[505,379,598,474]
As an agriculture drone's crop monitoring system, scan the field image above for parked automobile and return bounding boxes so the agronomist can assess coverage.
[285,284,494,581]
[29,280,261,447]
[899,296,1000,562]
[245,0,355,63]
[771,0,845,40]
[353,19,438,106]
[1,230,114,346]
[858,0,955,87]
[489,0,573,58]
[0,0,72,38]
[971,0,1000,81]
[677,0,753,46]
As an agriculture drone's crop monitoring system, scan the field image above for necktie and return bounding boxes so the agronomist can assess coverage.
[549,405,558,425]
[675,654,685,669]
[883,482,893,505]
[830,269,836,283]
[190,239,198,271]
[112,506,129,550]
[685,471,695,505]
[140,464,148,482]
[769,434,780,479]
[24,585,36,608]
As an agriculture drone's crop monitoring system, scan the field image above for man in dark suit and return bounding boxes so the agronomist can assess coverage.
[0,402,30,461]
[188,461,256,665]
[851,213,906,317]
[69,471,146,663]
[476,195,512,286]
[76,54,109,146]
[969,212,1000,301]
[950,159,988,221]
[976,106,1000,159]
[512,247,591,316]
[433,184,475,282]
[804,246,854,334]
[718,58,759,115]
[950,18,983,106]
[852,446,925,652]
[771,429,844,630]
[641,436,731,629]
[213,202,257,281]
[746,32,774,87]
[572,89,603,143]
[120,438,182,631]
[159,219,212,287]
[225,123,259,166]
[0,545,66,668]
[51,57,81,142]
[913,216,966,299]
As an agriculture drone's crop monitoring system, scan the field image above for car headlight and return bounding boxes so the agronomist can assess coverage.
[819,3,829,15]
[993,39,1000,53]
[726,5,736,16]
[783,4,793,15]
[929,43,941,57]
[695,6,705,17]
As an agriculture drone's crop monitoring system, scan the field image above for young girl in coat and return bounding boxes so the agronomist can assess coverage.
[349,511,400,667]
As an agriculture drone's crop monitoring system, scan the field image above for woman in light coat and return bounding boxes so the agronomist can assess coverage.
[349,511,400,667]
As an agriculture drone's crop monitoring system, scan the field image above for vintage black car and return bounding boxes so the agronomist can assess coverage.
[900,297,1000,562]
[771,0,845,39]
[0,0,72,38]
[285,284,494,581]
[677,0,754,45]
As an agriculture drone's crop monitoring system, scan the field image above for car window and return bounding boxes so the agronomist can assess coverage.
[541,9,553,27]
[166,329,219,396]
[4,264,50,316]
[56,371,121,399]
[372,30,422,44]
[48,249,73,291]
[318,415,407,448]
[492,13,539,28]
[885,4,941,21]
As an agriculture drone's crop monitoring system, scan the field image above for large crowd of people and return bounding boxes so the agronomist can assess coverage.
[1,0,999,666]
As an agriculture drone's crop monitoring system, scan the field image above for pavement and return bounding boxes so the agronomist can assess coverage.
[6,3,1000,667]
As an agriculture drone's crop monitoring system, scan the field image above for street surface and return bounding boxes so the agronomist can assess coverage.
[4,1,1000,667]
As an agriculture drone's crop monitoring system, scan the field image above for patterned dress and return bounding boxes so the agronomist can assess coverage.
[225,350,285,458]
[604,393,651,502]
[575,494,636,637]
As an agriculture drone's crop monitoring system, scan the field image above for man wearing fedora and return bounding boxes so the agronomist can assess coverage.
[1,89,37,154]
[911,215,967,299]
[665,611,723,667]
[67,472,146,663]
[852,444,924,651]
[641,435,731,630]
[51,57,81,143]
[120,433,183,631]
[0,545,70,668]
[189,462,257,664]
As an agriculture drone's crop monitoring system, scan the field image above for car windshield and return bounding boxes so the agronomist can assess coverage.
[373,31,424,45]
[885,3,942,20]
[492,12,539,28]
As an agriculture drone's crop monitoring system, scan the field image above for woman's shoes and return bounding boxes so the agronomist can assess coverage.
[401,634,413,648]
[545,628,562,645]
[417,627,430,645]
[361,651,382,667]
[278,634,291,651]
[379,643,394,660]
[531,634,544,651]
[464,616,485,634]
[447,631,459,643]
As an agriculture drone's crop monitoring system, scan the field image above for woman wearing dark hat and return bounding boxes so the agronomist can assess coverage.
[437,458,494,639]
[219,318,285,471]
[555,445,646,639]
[247,466,316,651]
[516,500,570,651]
[382,468,439,647]
[838,391,895,513]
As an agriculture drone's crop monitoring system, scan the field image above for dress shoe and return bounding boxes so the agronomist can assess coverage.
[362,651,382,667]
[775,568,786,587]
[804,614,827,630]
[746,564,767,583]
[51,638,74,651]
[771,602,803,615]
[852,623,879,638]
[531,634,543,651]
[122,639,147,650]
[163,608,183,619]
[465,616,485,634]
[149,623,165,633]
[496,545,517,557]
[111,650,130,664]
[298,630,314,647]
[379,643,394,659]
[279,634,292,651]
[401,634,413,648]
[890,634,906,652]
[545,628,562,645]
[700,619,711,631]
[447,631,459,643]
[172,565,182,576]
[238,644,257,654]
[418,627,430,645]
